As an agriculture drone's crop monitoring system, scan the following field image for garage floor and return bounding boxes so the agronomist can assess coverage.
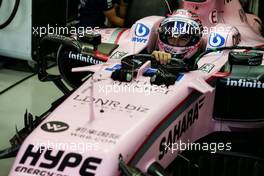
[0,59,63,176]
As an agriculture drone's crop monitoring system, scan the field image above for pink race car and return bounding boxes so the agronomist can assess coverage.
[2,0,264,175]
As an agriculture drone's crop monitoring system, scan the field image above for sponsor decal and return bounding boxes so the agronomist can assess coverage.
[209,9,219,24]
[209,33,225,47]
[135,23,150,37]
[73,95,150,113]
[158,97,205,160]
[14,166,68,176]
[41,122,69,133]
[18,144,102,176]
[199,63,215,73]
[71,128,121,144]
[161,41,189,55]
[67,51,103,65]
[111,51,128,59]
[132,23,150,43]
[226,78,264,89]
[132,37,148,43]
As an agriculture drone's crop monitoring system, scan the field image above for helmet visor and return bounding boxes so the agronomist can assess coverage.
[159,20,202,47]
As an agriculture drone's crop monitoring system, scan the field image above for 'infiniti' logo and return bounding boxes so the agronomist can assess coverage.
[226,78,264,89]
[135,23,150,37]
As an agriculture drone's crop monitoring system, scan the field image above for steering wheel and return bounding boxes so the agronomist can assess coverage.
[111,54,196,86]
[131,54,195,72]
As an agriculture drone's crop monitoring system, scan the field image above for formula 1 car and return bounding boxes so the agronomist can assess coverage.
[2,0,264,176]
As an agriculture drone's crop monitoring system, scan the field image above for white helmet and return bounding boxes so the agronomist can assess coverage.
[157,9,204,60]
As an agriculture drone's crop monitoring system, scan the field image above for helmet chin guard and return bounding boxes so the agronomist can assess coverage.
[157,39,202,60]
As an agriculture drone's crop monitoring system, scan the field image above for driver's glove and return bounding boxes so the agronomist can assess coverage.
[152,50,172,65]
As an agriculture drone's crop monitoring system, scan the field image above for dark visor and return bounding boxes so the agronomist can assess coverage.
[159,21,202,47]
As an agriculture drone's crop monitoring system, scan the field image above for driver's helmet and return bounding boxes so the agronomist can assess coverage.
[157,9,203,60]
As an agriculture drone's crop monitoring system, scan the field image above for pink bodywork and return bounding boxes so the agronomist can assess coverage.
[9,0,264,175]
